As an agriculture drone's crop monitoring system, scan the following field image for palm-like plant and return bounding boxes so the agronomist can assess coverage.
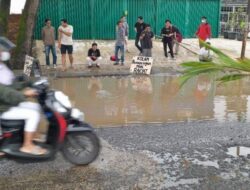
[180,41,250,85]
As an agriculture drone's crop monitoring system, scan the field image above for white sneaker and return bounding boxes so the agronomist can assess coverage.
[46,66,50,70]
[53,65,57,69]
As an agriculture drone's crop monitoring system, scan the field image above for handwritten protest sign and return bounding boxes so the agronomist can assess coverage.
[130,56,153,75]
[23,55,34,77]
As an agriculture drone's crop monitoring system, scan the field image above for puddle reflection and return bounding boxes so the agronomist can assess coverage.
[50,75,250,126]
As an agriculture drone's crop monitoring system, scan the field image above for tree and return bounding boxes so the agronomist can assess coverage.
[12,0,40,69]
[240,0,250,59]
[0,0,11,35]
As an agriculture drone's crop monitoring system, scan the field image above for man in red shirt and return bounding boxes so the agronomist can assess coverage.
[196,16,211,48]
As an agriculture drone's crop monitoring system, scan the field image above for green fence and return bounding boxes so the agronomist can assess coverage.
[34,0,220,39]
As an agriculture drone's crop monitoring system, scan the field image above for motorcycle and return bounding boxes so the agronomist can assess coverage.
[0,78,100,165]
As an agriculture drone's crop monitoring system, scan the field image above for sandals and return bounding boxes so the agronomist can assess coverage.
[20,146,48,155]
[0,152,5,157]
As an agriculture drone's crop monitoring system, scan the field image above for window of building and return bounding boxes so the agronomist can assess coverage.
[220,13,229,22]
[235,6,247,13]
[221,6,233,12]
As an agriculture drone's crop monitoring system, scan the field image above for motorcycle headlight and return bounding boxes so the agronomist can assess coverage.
[54,91,72,109]
[71,108,85,121]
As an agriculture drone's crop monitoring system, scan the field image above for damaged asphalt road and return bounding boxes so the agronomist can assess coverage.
[1,120,250,190]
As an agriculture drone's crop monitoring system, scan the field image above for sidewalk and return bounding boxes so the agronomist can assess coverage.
[35,38,250,78]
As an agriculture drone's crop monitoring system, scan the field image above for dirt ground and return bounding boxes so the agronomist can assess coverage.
[35,39,197,69]
[36,38,250,68]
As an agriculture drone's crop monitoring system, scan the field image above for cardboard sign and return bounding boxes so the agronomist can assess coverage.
[23,55,34,77]
[130,56,153,75]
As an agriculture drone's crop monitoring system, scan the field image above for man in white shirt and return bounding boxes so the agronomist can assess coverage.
[58,19,74,71]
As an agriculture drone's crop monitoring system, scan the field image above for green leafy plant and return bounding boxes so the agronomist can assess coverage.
[228,12,237,31]
[226,7,246,32]
[180,41,250,86]
[0,8,8,35]
[240,20,246,30]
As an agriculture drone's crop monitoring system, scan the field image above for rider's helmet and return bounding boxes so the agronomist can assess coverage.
[0,37,16,51]
[0,37,16,62]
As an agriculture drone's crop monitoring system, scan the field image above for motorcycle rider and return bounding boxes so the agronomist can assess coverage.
[0,37,47,155]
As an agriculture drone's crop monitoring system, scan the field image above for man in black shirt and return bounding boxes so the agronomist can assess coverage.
[134,16,147,54]
[161,20,177,59]
[87,43,102,68]
[140,24,154,57]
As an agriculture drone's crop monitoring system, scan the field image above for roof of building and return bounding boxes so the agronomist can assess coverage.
[222,0,248,5]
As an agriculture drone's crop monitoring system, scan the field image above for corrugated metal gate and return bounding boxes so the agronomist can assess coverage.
[34,0,220,39]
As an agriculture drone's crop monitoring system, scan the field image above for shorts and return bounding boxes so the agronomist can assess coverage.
[61,44,73,54]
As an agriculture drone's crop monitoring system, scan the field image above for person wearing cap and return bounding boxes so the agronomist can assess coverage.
[134,16,147,54]
[58,19,74,71]
[196,16,211,48]
[140,24,154,57]
[42,18,57,69]
[0,37,47,155]
[87,43,102,68]
[199,39,213,62]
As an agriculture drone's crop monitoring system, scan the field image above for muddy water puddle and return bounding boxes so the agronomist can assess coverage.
[50,75,250,127]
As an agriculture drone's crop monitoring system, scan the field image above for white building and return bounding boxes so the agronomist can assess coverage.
[220,0,248,34]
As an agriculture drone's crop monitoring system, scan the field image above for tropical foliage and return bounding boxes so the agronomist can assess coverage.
[180,42,250,86]
[0,0,11,35]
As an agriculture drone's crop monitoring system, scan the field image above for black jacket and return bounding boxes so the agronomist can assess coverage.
[0,78,32,113]
[161,26,178,42]
[140,31,154,49]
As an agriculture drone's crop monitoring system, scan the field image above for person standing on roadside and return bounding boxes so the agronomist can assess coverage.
[114,21,126,66]
[172,25,182,55]
[42,18,57,69]
[120,16,129,52]
[161,20,176,59]
[196,16,211,48]
[140,24,154,57]
[134,16,146,54]
[58,19,74,71]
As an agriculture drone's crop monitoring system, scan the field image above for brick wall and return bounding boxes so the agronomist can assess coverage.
[7,14,21,44]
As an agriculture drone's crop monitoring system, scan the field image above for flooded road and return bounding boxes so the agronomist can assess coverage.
[50,74,250,126]
[2,74,250,190]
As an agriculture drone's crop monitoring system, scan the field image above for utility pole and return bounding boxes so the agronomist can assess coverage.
[240,0,250,59]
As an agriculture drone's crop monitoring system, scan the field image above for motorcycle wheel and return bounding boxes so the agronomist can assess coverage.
[62,131,100,165]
